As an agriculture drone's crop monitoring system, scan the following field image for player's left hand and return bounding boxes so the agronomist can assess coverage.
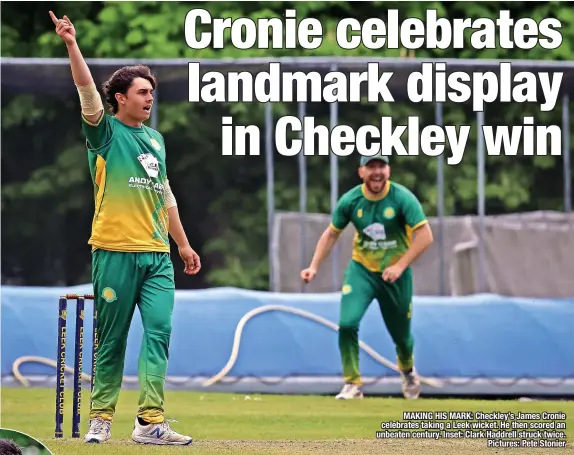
[179,245,201,275]
[382,264,405,283]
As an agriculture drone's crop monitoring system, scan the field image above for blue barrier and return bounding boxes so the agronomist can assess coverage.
[2,284,574,396]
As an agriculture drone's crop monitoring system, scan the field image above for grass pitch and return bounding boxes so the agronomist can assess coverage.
[1,388,573,454]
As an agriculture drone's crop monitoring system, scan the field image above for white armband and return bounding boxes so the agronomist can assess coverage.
[164,179,177,209]
[76,82,104,116]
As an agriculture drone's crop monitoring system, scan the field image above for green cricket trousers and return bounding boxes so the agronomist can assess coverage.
[339,259,414,385]
[90,249,174,424]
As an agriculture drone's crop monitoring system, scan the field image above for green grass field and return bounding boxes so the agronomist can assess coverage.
[2,388,573,454]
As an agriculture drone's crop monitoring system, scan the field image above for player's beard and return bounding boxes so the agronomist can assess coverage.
[365,177,386,194]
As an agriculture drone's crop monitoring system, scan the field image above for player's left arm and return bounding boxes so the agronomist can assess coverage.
[164,179,201,275]
[394,223,433,271]
[396,190,433,270]
[383,190,433,282]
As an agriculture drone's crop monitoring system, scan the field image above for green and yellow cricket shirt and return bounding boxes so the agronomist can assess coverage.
[81,113,170,253]
[330,181,428,273]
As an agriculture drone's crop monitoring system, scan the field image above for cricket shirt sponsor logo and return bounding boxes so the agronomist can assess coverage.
[363,223,387,241]
[128,177,165,194]
[102,287,117,303]
[361,223,397,250]
[138,153,160,178]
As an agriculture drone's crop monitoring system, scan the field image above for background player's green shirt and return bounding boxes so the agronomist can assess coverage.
[330,181,428,273]
[82,113,170,253]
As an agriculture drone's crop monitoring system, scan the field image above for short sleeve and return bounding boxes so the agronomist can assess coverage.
[402,190,427,230]
[329,196,351,233]
[81,112,113,152]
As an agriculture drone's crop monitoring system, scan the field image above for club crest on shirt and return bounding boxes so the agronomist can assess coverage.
[363,222,386,241]
[383,207,395,219]
[138,153,159,178]
[150,138,162,151]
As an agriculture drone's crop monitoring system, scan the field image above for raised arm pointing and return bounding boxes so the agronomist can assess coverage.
[50,11,103,124]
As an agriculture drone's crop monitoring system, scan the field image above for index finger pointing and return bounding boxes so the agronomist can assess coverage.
[49,11,59,25]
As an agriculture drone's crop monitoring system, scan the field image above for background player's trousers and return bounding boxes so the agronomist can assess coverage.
[339,259,414,385]
[90,249,175,424]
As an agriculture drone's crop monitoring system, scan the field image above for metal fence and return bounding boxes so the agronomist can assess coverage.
[272,210,574,298]
[2,57,573,294]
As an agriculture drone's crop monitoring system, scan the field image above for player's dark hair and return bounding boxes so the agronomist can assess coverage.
[102,65,157,114]
[0,438,23,455]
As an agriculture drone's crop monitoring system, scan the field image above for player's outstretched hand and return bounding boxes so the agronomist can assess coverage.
[179,245,201,275]
[300,267,317,283]
[382,264,405,283]
[49,11,76,45]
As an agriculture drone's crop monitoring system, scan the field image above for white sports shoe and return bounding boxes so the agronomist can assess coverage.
[335,383,364,400]
[131,418,193,445]
[83,417,111,443]
[401,368,421,399]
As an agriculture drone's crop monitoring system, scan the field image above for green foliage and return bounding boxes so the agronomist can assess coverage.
[1,1,573,289]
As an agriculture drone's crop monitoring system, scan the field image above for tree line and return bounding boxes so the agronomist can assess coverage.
[1,1,572,289]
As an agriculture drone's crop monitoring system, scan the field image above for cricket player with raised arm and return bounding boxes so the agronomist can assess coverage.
[50,12,199,444]
[300,153,433,400]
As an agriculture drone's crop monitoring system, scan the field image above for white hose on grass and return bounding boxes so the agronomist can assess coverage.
[11,305,443,390]
[11,356,139,387]
[203,304,443,388]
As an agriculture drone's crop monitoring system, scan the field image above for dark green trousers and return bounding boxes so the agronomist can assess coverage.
[90,249,174,424]
[339,259,414,385]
